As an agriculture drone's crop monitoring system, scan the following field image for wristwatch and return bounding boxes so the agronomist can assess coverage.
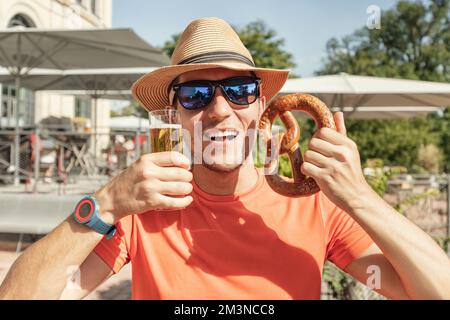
[72,195,116,240]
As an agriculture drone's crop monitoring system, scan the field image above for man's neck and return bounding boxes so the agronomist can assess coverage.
[192,162,259,196]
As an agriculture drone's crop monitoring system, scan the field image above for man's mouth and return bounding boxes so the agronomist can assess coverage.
[203,129,240,142]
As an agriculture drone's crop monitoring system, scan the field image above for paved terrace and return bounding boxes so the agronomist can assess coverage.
[0,175,132,299]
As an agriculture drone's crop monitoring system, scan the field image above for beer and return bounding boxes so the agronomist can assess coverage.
[149,124,183,153]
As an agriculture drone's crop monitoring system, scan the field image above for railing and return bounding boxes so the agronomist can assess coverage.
[0,127,148,192]
[388,173,450,239]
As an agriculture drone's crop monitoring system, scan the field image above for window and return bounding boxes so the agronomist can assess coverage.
[2,14,35,128]
[75,97,91,118]
[0,85,34,127]
[7,14,36,28]
[91,0,97,16]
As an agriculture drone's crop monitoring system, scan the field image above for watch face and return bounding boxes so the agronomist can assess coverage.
[79,202,92,218]
[75,199,94,223]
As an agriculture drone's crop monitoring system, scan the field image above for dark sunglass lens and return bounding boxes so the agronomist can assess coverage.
[178,85,212,109]
[223,78,258,105]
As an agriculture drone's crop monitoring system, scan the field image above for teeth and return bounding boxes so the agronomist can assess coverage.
[204,130,239,141]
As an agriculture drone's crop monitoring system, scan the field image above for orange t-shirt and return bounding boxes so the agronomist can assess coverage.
[94,168,373,299]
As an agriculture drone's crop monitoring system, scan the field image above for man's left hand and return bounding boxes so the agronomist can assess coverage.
[301,112,374,213]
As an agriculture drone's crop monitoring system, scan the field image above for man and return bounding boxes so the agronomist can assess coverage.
[0,17,449,300]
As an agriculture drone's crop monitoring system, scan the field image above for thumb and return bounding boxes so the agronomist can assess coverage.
[334,112,347,136]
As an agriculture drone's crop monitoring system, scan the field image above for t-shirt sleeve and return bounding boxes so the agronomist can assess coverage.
[93,215,132,274]
[320,192,374,270]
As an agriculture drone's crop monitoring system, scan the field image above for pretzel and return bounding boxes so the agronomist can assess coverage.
[258,93,336,197]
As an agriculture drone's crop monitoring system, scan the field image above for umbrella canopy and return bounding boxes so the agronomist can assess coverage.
[42,89,133,101]
[0,67,154,93]
[0,28,169,72]
[280,73,450,118]
[0,27,169,185]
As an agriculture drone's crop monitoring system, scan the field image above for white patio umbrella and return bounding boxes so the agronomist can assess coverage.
[0,27,169,184]
[0,67,155,177]
[280,73,450,118]
[43,89,133,101]
[0,67,154,92]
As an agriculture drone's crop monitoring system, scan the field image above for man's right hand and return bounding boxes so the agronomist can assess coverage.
[93,151,193,224]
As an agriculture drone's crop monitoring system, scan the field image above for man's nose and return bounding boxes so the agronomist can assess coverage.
[205,89,233,121]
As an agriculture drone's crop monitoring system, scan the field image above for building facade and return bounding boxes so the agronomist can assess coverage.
[0,0,113,130]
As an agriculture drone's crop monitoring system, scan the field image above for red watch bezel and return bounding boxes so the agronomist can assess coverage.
[74,198,95,223]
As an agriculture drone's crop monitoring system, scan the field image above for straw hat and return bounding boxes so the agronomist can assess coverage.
[132,17,290,111]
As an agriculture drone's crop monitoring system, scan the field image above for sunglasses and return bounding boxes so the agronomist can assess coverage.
[172,76,261,110]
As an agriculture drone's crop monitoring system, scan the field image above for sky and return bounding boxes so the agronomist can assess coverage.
[112,0,397,77]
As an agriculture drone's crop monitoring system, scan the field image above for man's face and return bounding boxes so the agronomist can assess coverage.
[173,68,264,173]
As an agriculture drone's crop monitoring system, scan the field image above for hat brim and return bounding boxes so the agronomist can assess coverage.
[131,62,289,112]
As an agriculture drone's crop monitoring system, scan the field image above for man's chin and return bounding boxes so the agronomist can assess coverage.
[202,160,243,173]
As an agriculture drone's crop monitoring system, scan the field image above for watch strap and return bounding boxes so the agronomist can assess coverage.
[90,218,117,240]
[74,195,116,240]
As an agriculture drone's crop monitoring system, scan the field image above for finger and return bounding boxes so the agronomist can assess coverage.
[315,127,347,146]
[303,150,330,168]
[149,151,191,169]
[309,137,343,158]
[334,112,347,136]
[156,194,194,209]
[157,181,193,196]
[301,162,323,178]
[156,167,193,182]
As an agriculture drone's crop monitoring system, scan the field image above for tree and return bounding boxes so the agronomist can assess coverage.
[345,117,441,171]
[162,20,296,72]
[161,34,180,60]
[110,101,146,118]
[317,0,450,82]
[428,108,450,171]
[238,20,296,71]
[315,0,450,173]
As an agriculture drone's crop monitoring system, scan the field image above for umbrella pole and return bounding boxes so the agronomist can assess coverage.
[33,125,40,192]
[14,74,21,186]
[93,96,97,169]
[13,34,23,186]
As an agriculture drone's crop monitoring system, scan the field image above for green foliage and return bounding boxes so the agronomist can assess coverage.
[110,101,147,118]
[428,109,450,172]
[345,117,443,172]
[277,154,293,178]
[417,144,444,173]
[315,1,450,174]
[363,159,408,196]
[161,34,180,59]
[162,20,296,72]
[237,20,296,72]
[317,0,450,82]
[434,236,450,253]
[322,262,354,300]
[253,133,293,178]
[394,188,441,214]
[255,111,448,179]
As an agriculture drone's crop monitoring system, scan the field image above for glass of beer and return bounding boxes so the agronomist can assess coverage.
[148,109,183,153]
